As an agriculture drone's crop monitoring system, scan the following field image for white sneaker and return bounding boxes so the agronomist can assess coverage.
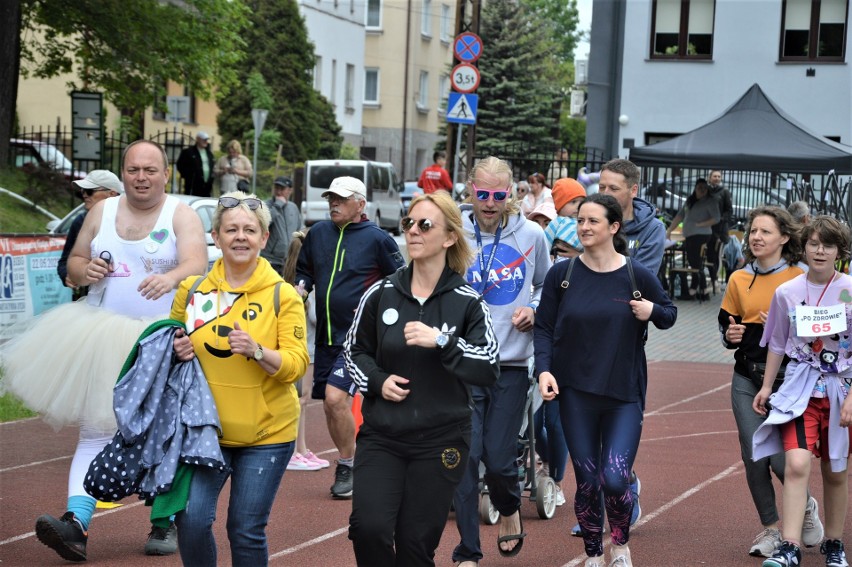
[585,556,605,567]
[287,453,322,471]
[555,486,566,506]
[749,527,782,557]
[802,496,825,547]
[609,544,632,567]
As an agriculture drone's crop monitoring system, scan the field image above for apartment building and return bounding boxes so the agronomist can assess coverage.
[586,0,851,159]
[360,0,456,180]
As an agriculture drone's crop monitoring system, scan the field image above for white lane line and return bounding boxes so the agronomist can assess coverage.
[0,454,72,474]
[0,500,144,546]
[646,383,730,416]
[270,526,349,559]
[560,461,743,567]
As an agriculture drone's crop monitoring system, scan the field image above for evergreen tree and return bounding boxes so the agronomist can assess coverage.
[475,0,561,159]
[217,0,341,161]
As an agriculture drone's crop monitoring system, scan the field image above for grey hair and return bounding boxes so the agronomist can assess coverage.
[787,200,810,224]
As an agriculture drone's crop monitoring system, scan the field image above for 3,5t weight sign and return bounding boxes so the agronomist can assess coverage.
[451,63,480,94]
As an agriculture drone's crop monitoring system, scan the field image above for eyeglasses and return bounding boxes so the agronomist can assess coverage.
[219,197,263,210]
[472,183,509,202]
[401,216,441,233]
[79,188,108,197]
[805,240,837,253]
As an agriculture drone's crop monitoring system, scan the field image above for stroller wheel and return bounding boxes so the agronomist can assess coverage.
[479,493,500,525]
[535,476,557,519]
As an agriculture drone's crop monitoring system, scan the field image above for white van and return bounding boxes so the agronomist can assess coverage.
[301,159,403,233]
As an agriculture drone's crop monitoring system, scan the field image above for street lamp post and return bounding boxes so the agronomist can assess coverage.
[251,109,268,193]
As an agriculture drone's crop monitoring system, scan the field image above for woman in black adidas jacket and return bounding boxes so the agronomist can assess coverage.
[344,192,500,567]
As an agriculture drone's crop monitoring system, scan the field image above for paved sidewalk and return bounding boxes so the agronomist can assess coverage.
[646,287,732,364]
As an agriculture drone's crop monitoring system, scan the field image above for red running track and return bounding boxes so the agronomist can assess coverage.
[1,361,849,566]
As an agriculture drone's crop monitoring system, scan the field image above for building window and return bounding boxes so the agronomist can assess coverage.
[366,0,382,29]
[422,0,432,38]
[364,68,380,105]
[417,70,429,112]
[650,0,714,59]
[440,3,451,42]
[345,64,355,109]
[314,56,322,91]
[438,74,449,113]
[781,0,847,61]
[331,59,337,107]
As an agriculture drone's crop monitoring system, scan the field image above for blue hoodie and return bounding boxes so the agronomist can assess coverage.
[296,216,405,346]
[623,197,666,275]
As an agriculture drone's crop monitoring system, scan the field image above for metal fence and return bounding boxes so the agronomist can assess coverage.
[474,144,610,187]
[11,125,298,197]
[638,166,851,226]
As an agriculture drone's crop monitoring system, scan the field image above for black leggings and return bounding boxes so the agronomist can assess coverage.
[684,234,711,291]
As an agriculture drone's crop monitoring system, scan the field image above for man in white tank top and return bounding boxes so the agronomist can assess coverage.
[33,140,207,562]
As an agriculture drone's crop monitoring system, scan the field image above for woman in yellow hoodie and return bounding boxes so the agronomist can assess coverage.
[170,191,309,566]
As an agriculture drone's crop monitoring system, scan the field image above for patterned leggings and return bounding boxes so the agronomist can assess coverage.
[558,387,643,557]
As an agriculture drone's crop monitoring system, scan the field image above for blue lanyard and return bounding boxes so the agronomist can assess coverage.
[473,217,502,296]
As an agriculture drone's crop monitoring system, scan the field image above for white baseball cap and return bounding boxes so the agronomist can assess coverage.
[72,170,124,194]
[322,176,367,200]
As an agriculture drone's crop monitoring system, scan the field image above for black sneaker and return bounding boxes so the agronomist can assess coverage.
[35,512,88,562]
[144,521,178,556]
[330,462,353,499]
[763,541,802,567]
[821,539,849,567]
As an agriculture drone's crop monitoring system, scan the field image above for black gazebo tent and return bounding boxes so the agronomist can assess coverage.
[629,84,852,174]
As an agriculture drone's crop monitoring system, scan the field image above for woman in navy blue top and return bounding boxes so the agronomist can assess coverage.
[534,193,676,567]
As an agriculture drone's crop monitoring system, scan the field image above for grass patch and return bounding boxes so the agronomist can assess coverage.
[0,167,77,233]
[0,393,37,422]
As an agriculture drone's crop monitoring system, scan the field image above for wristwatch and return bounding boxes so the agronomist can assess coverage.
[253,345,264,361]
[435,333,449,349]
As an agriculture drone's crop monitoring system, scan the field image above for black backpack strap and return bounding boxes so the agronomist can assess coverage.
[557,258,575,307]
[625,257,642,300]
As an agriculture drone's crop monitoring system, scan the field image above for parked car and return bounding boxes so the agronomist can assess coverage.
[400,181,422,216]
[643,176,786,226]
[10,138,86,181]
[47,194,223,271]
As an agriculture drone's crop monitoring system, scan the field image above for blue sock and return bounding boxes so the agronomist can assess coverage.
[66,495,96,531]
[339,456,354,467]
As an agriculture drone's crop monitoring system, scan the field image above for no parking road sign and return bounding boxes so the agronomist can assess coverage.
[446,92,478,125]
[454,32,483,63]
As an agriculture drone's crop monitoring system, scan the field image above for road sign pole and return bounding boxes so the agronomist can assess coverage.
[453,124,463,191]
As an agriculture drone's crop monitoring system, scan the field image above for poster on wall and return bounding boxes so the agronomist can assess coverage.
[0,234,71,333]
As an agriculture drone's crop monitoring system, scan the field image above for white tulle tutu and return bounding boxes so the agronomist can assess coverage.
[0,300,157,431]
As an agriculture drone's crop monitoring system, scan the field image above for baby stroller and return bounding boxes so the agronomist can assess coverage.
[479,375,558,523]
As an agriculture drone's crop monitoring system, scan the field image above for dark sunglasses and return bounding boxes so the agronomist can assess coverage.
[401,217,440,233]
[219,196,263,210]
[471,183,509,202]
[79,188,108,197]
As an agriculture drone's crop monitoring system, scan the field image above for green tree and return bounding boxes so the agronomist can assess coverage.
[216,0,341,162]
[522,0,581,63]
[17,0,248,134]
[475,0,561,157]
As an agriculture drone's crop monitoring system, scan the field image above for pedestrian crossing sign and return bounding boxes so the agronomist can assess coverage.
[446,93,478,125]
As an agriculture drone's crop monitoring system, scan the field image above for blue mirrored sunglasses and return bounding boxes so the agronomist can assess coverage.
[472,183,509,202]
